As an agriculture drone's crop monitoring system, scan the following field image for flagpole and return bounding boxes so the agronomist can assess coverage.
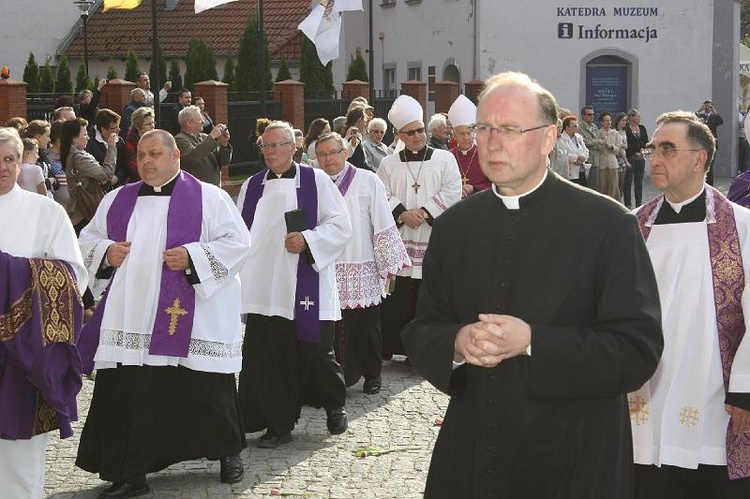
[152,0,160,127]
[368,0,374,107]
[258,0,266,117]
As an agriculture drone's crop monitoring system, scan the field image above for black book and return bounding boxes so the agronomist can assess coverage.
[284,209,314,265]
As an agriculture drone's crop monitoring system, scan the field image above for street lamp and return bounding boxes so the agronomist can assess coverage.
[74,0,94,76]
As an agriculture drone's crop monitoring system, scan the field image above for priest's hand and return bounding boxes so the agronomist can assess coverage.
[727,405,750,435]
[400,210,424,230]
[163,246,189,271]
[461,183,474,198]
[477,314,531,360]
[106,242,131,268]
[285,232,308,254]
[454,321,506,367]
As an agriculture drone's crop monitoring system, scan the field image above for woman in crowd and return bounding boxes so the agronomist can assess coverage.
[25,119,57,199]
[623,108,649,208]
[344,106,368,169]
[362,118,389,172]
[61,117,116,234]
[613,112,630,201]
[293,128,309,164]
[124,106,155,182]
[18,137,47,196]
[549,119,570,178]
[596,111,622,201]
[46,120,70,208]
[561,115,589,186]
[303,117,330,162]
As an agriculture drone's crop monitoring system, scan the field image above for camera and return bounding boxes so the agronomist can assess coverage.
[218,124,228,132]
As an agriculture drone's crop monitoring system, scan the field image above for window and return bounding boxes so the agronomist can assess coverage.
[380,0,395,6]
[383,65,397,98]
[407,62,422,82]
[428,65,436,102]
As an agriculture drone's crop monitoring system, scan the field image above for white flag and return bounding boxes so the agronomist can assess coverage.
[195,0,239,14]
[298,1,364,66]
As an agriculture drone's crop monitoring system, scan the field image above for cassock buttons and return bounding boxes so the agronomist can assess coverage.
[505,235,513,241]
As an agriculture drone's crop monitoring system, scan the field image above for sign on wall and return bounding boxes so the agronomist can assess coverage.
[585,65,628,117]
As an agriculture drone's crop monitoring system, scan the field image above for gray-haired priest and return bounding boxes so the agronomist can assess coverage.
[237,121,352,449]
[376,95,462,360]
[315,132,411,394]
[75,130,251,497]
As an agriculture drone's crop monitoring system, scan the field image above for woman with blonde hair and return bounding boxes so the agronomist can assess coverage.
[124,106,156,182]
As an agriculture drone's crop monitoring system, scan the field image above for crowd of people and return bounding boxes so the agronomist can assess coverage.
[3,69,750,499]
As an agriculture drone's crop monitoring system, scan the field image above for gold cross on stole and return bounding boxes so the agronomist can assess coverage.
[165,298,188,335]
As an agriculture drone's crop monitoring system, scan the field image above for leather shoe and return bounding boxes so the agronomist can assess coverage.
[326,406,348,434]
[219,454,244,483]
[99,476,149,498]
[363,377,381,395]
[257,430,293,449]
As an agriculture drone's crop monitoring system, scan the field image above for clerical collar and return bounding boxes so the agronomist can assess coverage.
[328,163,349,182]
[655,188,707,225]
[139,171,180,196]
[399,146,434,163]
[268,163,297,180]
[458,144,477,155]
[491,170,548,210]
[665,186,705,214]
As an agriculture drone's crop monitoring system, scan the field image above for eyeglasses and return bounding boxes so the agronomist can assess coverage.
[316,149,344,159]
[370,130,385,134]
[259,141,292,150]
[642,144,702,160]
[470,123,552,140]
[400,127,425,137]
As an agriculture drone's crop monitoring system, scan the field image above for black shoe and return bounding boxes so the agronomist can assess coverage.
[219,454,244,483]
[326,406,348,434]
[363,377,381,395]
[257,430,293,449]
[99,476,149,498]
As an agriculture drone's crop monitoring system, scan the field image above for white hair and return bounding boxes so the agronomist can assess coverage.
[367,117,387,132]
[427,113,447,133]
[178,105,202,128]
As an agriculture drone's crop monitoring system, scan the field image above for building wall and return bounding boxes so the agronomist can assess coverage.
[1,0,81,80]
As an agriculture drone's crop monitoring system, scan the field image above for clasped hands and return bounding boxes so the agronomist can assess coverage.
[106,242,189,271]
[400,209,426,230]
[454,314,531,368]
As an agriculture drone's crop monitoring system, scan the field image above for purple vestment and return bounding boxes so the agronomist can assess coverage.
[0,251,83,439]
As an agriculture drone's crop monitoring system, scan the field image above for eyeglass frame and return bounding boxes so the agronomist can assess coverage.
[469,122,553,140]
[258,141,293,150]
[399,127,425,137]
[316,148,345,159]
[642,143,702,160]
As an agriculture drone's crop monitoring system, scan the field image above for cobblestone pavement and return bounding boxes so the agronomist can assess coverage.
[43,175,734,499]
[45,356,448,499]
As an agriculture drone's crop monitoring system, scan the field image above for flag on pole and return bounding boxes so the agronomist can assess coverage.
[103,0,142,11]
[195,0,239,14]
[298,0,363,66]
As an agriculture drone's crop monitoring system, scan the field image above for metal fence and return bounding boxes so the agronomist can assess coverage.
[26,94,57,122]
[226,99,282,174]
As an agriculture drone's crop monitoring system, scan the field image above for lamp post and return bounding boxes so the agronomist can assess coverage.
[74,0,93,76]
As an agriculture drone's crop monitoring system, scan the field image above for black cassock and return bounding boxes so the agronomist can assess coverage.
[402,172,663,499]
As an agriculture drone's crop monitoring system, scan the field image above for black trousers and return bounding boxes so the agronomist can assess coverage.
[623,158,645,208]
[381,277,421,356]
[334,306,382,386]
[238,315,345,434]
[634,464,750,499]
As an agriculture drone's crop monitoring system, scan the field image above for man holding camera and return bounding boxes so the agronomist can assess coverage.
[175,105,232,186]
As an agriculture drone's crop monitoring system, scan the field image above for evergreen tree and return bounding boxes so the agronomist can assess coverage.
[183,37,218,90]
[90,75,100,92]
[124,47,141,83]
[168,59,183,94]
[148,42,168,90]
[55,56,73,95]
[39,61,55,93]
[222,52,236,90]
[75,58,92,92]
[275,54,291,82]
[23,52,40,93]
[106,63,118,80]
[236,13,272,96]
[299,36,334,99]
[346,47,368,82]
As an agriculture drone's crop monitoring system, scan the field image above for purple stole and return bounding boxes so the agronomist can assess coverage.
[636,185,750,479]
[241,163,320,343]
[334,163,357,197]
[0,251,83,439]
[78,172,203,374]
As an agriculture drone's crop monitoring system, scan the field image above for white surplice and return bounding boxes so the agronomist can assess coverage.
[630,203,750,469]
[334,165,411,308]
[0,184,86,499]
[79,181,251,374]
[236,166,352,321]
[376,148,461,278]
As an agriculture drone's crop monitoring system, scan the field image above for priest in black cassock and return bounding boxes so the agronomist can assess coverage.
[401,71,664,498]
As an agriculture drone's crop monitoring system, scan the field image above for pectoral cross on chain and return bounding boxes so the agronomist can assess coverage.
[165,298,188,336]
[411,181,420,193]
[300,296,316,311]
